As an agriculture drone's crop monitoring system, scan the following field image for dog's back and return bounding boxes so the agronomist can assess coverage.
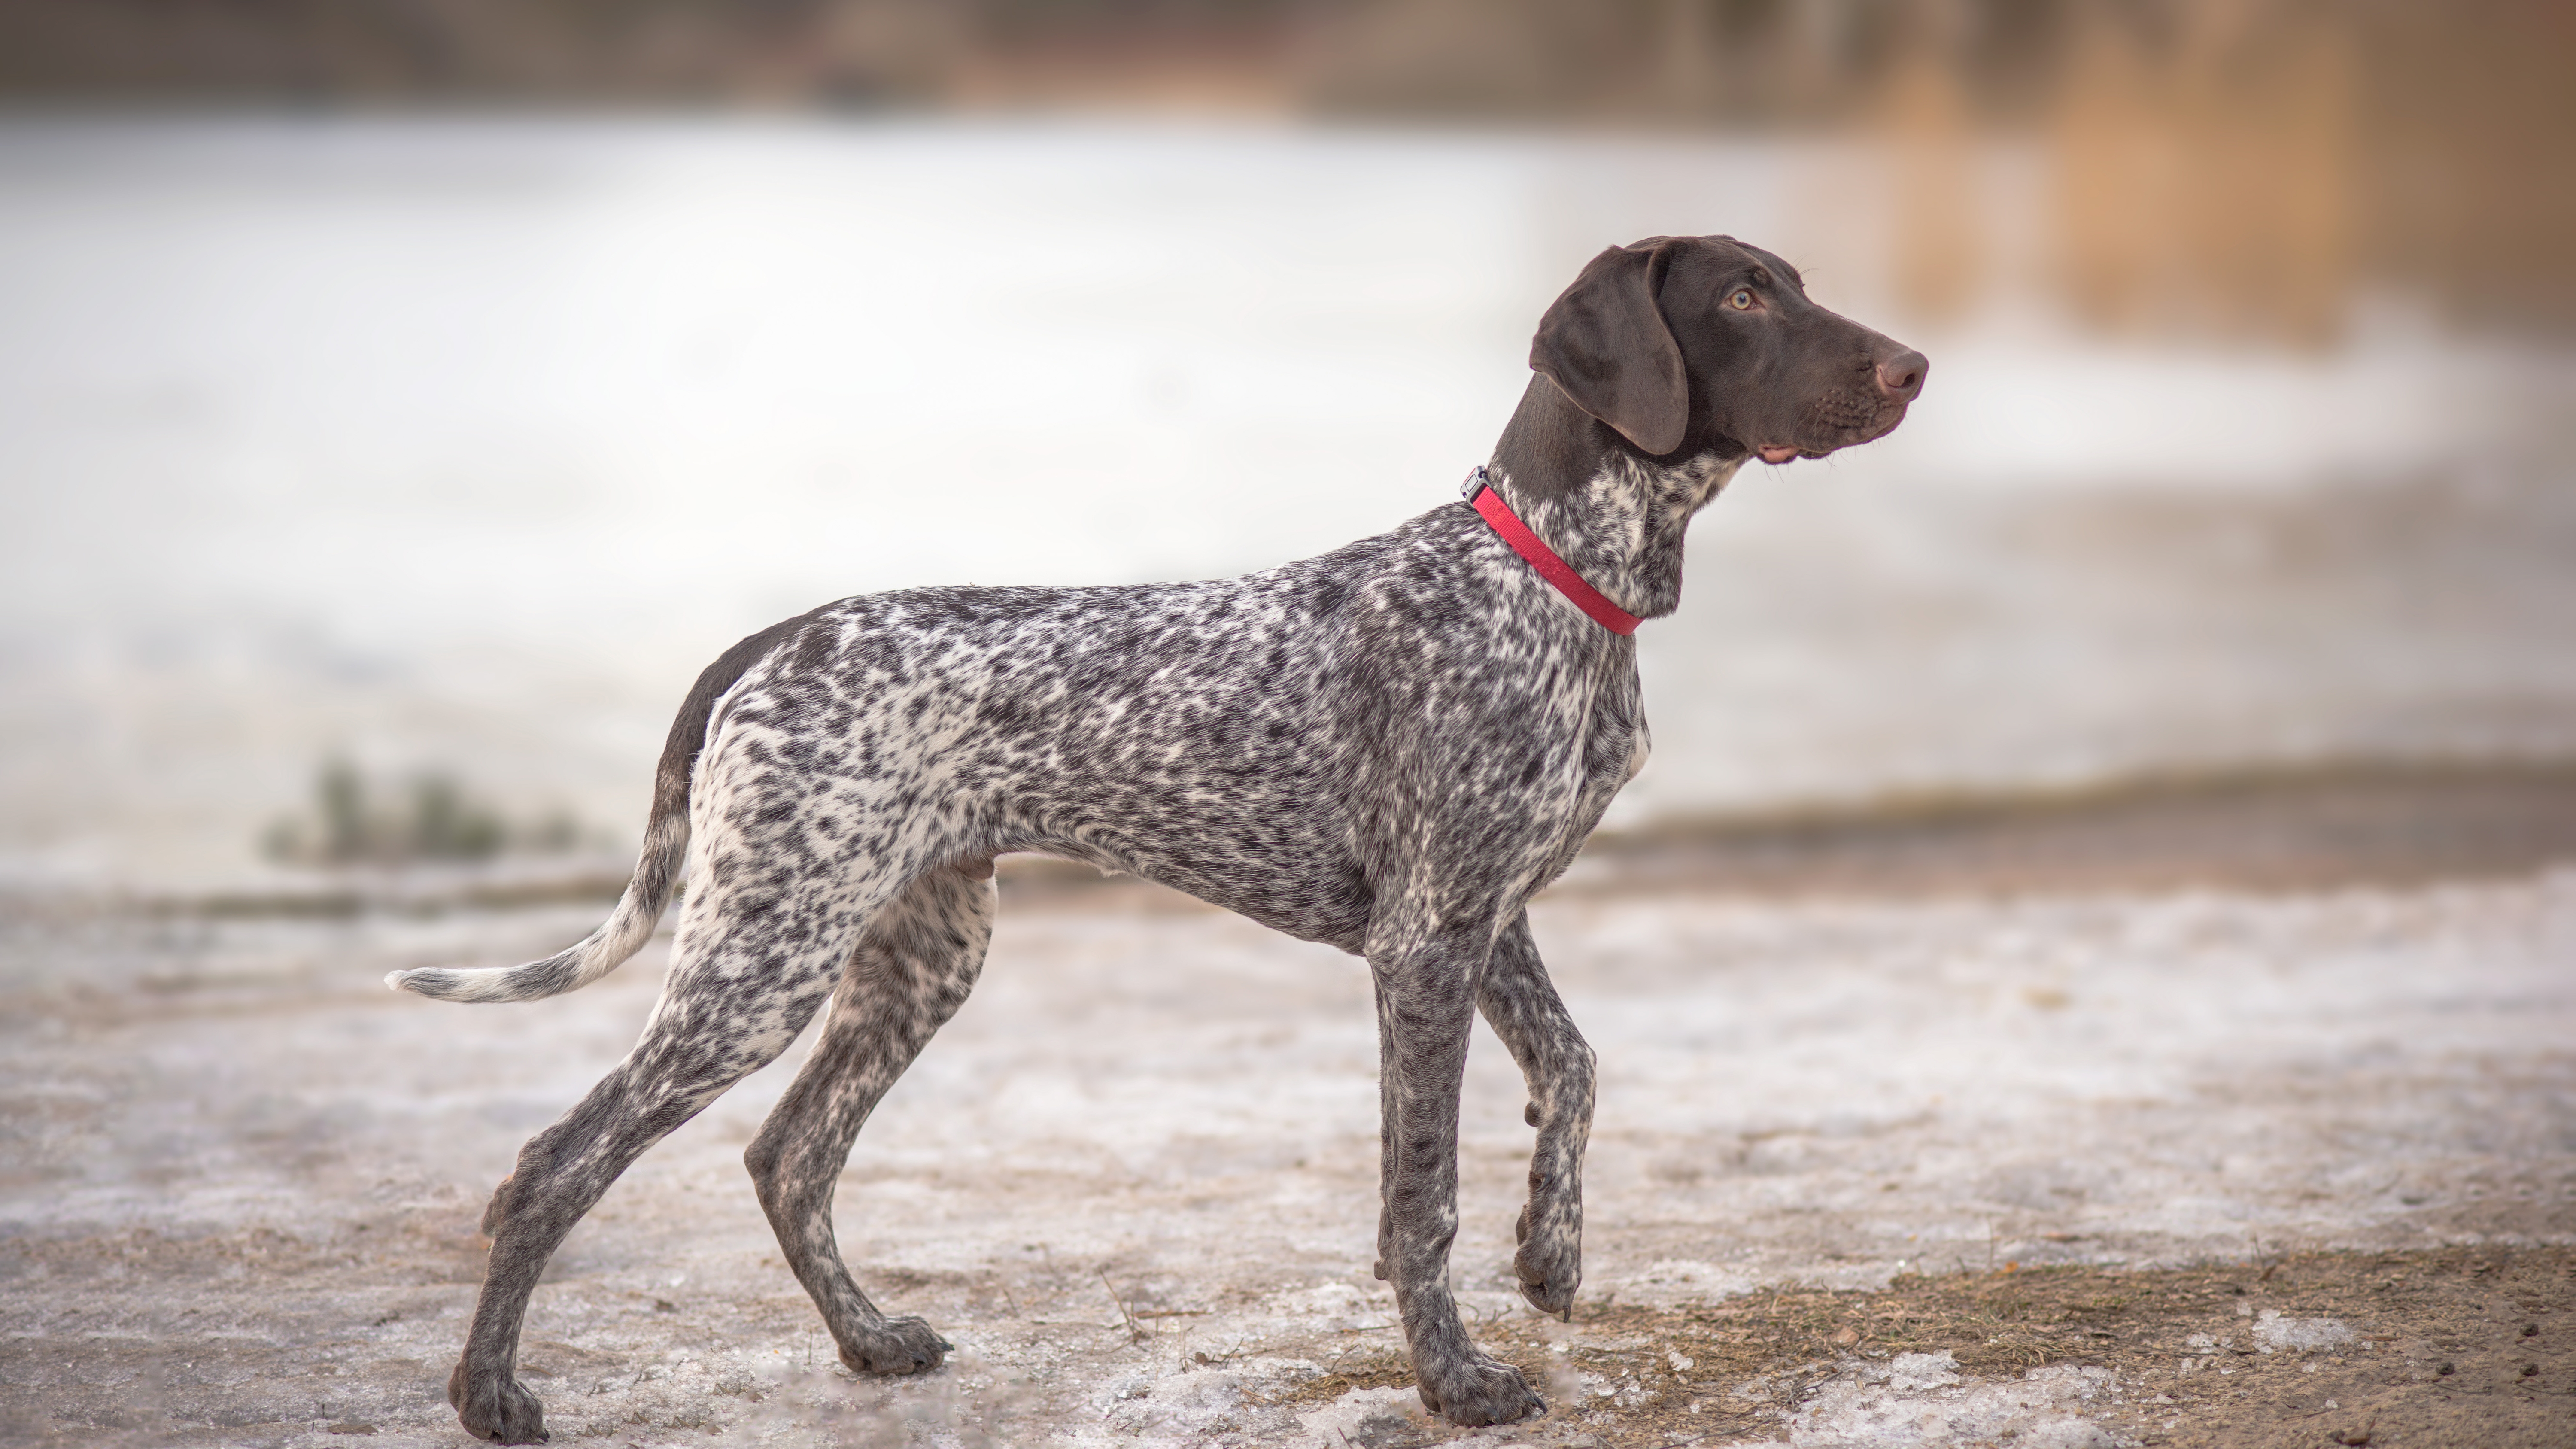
[696,503,1635,951]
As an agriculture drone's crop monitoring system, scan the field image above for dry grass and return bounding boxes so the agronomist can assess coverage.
[1245,1246,2575,1447]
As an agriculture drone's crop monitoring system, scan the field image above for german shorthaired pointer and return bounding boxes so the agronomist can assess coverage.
[389,234,1926,1440]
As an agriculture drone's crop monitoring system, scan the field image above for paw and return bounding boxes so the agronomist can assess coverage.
[448,1360,548,1444]
[1414,1349,1544,1427]
[1513,1203,1580,1318]
[838,1315,954,1376]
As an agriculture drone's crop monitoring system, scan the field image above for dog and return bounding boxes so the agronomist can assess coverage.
[389,234,1925,1441]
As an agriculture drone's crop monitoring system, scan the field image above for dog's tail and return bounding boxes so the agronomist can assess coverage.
[384,613,815,1005]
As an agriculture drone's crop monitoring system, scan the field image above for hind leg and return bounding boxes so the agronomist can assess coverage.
[744,863,993,1376]
[448,888,863,1444]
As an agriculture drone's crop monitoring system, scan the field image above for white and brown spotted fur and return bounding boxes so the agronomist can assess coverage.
[388,235,1926,1440]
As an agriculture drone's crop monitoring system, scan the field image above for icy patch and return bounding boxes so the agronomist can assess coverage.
[1293,1385,1427,1447]
[2252,1310,2357,1354]
[1088,1365,1278,1443]
[1783,1351,2123,1448]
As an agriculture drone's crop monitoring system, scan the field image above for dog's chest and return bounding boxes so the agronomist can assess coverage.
[1503,660,1648,895]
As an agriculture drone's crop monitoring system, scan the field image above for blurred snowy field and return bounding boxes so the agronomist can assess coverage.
[3,117,2573,883]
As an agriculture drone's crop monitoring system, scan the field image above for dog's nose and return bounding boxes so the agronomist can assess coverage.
[1876,350,1928,401]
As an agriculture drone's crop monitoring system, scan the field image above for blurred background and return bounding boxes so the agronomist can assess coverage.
[1,0,2572,893]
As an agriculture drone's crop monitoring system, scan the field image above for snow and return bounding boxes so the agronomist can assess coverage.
[2252,1311,2358,1355]
[1783,1352,2120,1448]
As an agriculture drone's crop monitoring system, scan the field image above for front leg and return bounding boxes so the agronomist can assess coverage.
[1370,926,1546,1427]
[1477,912,1595,1318]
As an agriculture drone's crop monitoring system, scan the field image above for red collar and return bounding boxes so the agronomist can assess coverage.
[1461,467,1640,636]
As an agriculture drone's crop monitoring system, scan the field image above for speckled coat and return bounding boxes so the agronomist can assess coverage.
[391,233,1926,1441]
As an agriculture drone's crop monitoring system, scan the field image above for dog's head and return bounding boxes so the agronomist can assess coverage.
[1530,235,1925,464]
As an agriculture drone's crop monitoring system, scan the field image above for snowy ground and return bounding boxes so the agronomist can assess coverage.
[5,862,2570,1446]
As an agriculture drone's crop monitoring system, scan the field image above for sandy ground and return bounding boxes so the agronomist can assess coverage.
[4,833,2573,1448]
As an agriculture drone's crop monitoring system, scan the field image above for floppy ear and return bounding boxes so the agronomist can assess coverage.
[1529,241,1689,455]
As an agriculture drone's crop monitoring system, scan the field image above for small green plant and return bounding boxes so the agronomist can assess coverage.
[261,758,578,866]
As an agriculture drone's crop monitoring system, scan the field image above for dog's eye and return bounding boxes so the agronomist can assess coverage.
[1728,288,1755,310]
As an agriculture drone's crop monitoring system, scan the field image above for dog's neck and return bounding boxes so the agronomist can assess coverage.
[1484,376,1745,622]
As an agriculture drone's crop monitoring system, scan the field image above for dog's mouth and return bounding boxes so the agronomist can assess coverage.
[1762,396,1914,464]
[1753,441,1843,465]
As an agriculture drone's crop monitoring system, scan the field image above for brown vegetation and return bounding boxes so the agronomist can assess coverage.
[1248,1247,2575,1447]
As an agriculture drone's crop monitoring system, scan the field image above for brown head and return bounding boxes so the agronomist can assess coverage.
[1529,235,1926,465]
